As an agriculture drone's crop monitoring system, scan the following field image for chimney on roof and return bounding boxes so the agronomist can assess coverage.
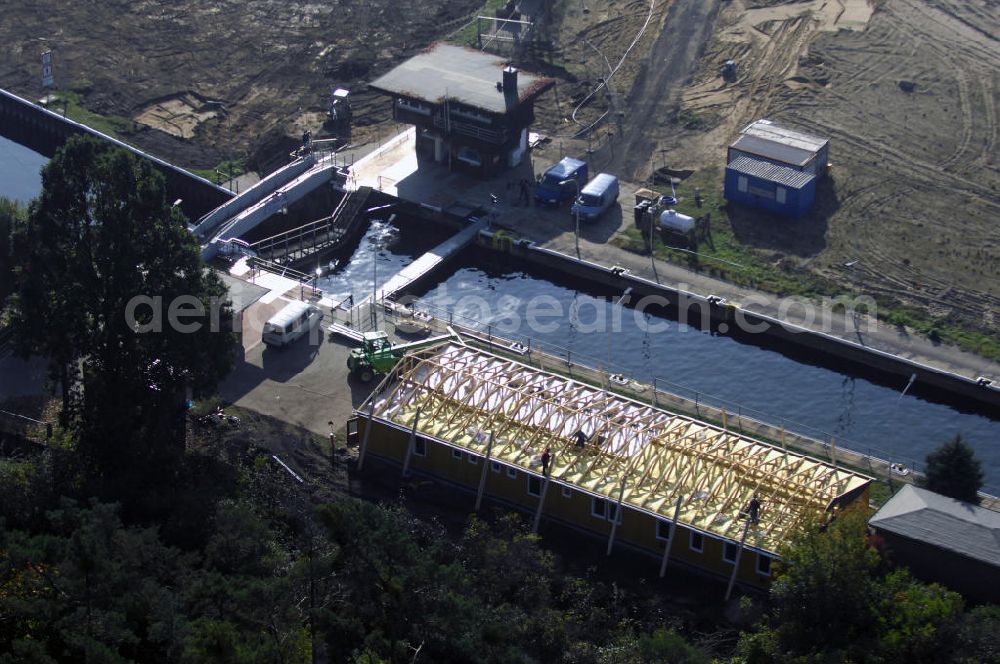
[502,64,518,96]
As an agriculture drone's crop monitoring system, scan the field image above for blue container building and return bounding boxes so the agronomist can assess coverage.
[724,156,817,218]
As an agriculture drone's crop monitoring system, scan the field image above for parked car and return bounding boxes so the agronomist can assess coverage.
[571,173,620,222]
[535,157,588,205]
[262,301,323,347]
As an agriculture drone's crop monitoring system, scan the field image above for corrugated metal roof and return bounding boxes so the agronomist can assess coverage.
[742,119,829,153]
[869,484,1000,567]
[369,43,554,114]
[365,342,872,555]
[727,156,816,189]
[730,134,817,167]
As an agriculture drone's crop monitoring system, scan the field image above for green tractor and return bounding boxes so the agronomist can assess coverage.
[346,330,453,383]
[347,331,398,383]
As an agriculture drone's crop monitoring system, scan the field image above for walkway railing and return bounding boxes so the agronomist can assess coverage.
[372,297,1000,498]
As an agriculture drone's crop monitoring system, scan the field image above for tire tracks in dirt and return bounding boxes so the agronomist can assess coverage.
[604,0,722,180]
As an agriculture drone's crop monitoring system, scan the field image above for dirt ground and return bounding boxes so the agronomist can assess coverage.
[671,0,1000,331]
[0,0,483,168]
[1,0,997,335]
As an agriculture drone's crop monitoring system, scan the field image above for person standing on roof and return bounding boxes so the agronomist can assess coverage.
[541,447,551,476]
[746,494,761,524]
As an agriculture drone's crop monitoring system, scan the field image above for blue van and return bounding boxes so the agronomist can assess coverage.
[535,157,589,205]
[571,173,620,222]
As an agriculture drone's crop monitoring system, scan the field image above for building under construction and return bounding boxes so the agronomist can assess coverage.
[350,341,872,589]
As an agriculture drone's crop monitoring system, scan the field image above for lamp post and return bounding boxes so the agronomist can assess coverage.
[371,239,378,327]
[366,204,394,329]
[559,178,582,258]
[607,287,633,387]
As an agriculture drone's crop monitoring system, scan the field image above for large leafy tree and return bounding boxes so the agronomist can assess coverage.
[768,508,882,657]
[0,197,20,306]
[924,434,984,504]
[736,508,974,664]
[8,136,235,494]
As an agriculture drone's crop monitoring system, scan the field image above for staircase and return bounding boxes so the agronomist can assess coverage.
[250,186,372,269]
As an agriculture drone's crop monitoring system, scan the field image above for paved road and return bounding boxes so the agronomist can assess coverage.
[606,0,723,180]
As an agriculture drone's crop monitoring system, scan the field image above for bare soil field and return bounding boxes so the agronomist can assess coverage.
[672,0,1000,335]
[2,0,998,343]
[0,0,483,167]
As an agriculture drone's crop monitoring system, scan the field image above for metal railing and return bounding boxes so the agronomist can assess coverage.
[432,115,507,144]
[378,297,999,497]
[249,188,369,265]
[0,409,52,443]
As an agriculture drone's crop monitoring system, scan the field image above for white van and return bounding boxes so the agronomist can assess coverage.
[262,301,323,347]
[571,173,620,222]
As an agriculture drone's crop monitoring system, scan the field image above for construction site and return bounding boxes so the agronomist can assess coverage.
[3,0,996,337]
[3,0,1000,599]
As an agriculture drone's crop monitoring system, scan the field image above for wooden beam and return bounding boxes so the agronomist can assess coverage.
[474,432,495,512]
[356,399,376,471]
[400,407,421,478]
[606,477,628,556]
[659,495,684,577]
[725,518,752,601]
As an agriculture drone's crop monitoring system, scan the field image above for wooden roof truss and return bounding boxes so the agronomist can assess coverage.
[371,344,870,552]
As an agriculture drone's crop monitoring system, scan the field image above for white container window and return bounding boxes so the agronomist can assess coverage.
[737,175,748,193]
[655,519,672,541]
[591,498,621,523]
[507,467,518,479]
[491,461,502,473]
[561,486,572,499]
[757,554,772,577]
[452,449,463,460]
[468,453,478,465]
[690,531,704,553]
[776,186,787,204]
[723,542,739,564]
[528,476,542,497]
[397,98,431,116]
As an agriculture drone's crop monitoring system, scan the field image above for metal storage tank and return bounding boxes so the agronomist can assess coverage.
[659,209,695,234]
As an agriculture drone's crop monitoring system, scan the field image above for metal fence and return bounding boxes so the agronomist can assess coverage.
[373,296,999,497]
[0,409,52,444]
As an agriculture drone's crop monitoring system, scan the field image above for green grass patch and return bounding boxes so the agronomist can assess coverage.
[48,91,140,139]
[612,168,1000,361]
[614,168,837,298]
[448,0,509,46]
[187,158,247,184]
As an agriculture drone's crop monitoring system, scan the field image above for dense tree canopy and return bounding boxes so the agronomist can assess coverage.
[7,136,235,498]
[733,507,995,664]
[924,434,984,504]
[0,197,20,305]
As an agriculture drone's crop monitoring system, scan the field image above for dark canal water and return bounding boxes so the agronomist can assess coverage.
[0,135,47,204]
[411,247,1000,493]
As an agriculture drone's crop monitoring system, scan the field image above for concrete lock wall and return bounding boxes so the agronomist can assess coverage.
[472,232,1000,411]
[0,88,233,221]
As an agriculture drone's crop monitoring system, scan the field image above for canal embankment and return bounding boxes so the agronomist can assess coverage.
[0,87,232,220]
